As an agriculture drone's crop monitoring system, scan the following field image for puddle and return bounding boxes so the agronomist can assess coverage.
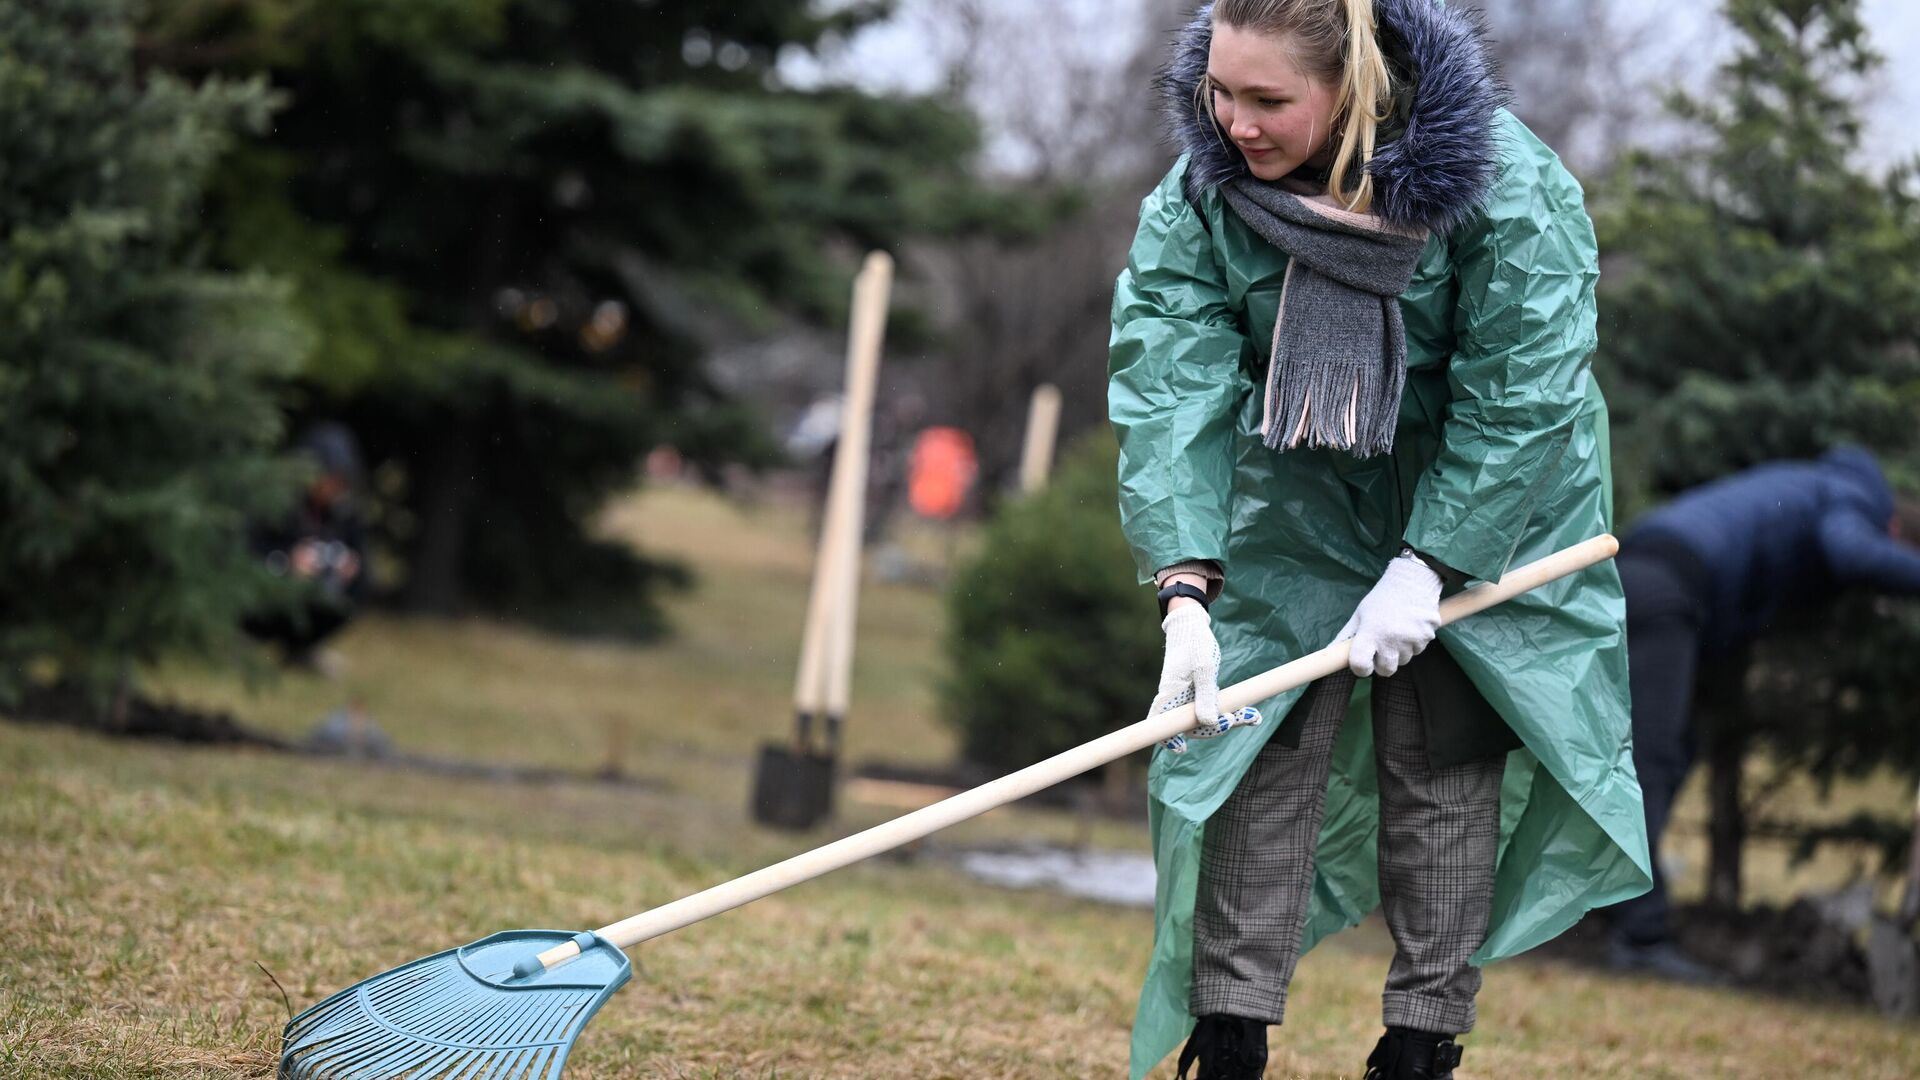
[955,845,1158,908]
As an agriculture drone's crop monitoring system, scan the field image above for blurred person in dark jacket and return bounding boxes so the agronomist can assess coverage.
[1610,447,1920,980]
[244,422,369,670]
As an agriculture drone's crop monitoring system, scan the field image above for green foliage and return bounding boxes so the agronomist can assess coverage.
[1597,0,1920,511]
[141,0,1022,627]
[941,437,1161,772]
[0,0,308,703]
[1743,595,1920,784]
[1594,0,1920,795]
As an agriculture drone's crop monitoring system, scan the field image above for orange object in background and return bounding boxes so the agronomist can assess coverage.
[907,426,977,520]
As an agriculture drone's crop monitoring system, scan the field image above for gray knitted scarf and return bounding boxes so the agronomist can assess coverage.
[1221,177,1429,457]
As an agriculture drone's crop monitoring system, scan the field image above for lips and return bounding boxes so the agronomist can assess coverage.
[1238,145,1276,158]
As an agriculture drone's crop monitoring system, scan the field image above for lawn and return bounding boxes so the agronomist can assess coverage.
[3,483,1917,1078]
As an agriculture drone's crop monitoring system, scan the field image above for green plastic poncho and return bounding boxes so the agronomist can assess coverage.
[1108,113,1651,1079]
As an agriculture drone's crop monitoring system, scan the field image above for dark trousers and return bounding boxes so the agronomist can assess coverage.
[1190,670,1506,1034]
[1611,548,1711,946]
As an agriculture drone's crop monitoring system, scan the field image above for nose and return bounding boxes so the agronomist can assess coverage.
[1230,114,1259,143]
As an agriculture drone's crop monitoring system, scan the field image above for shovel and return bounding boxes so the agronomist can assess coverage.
[278,534,1619,1078]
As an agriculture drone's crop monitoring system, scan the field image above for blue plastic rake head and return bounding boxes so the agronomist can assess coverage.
[279,930,631,1079]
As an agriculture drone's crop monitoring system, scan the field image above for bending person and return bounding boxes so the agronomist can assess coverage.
[1609,447,1920,979]
[1108,2,1648,1078]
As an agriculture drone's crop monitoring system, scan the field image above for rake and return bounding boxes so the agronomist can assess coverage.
[279,534,1619,1078]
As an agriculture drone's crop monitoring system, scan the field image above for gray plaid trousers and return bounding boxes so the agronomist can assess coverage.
[1190,670,1505,1034]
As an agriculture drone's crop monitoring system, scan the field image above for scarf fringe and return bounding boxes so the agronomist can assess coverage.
[1261,298,1406,458]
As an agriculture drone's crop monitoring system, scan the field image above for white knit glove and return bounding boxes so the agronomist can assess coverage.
[1336,551,1443,678]
[1148,603,1221,727]
[1148,604,1265,752]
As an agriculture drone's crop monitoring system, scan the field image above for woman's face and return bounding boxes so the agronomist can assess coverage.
[1206,22,1340,182]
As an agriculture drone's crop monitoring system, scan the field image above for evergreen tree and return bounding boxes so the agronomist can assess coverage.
[140,0,1020,632]
[1595,0,1920,904]
[0,0,308,709]
[1599,0,1920,505]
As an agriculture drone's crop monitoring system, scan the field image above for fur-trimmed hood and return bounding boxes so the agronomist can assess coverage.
[1157,0,1507,235]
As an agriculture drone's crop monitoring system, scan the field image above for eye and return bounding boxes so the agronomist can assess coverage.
[1258,98,1286,108]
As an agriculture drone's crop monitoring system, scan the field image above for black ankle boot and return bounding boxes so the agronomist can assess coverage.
[1175,1014,1268,1080]
[1362,1026,1463,1080]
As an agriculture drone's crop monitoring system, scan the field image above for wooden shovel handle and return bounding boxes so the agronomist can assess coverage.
[793,252,893,724]
[534,534,1619,965]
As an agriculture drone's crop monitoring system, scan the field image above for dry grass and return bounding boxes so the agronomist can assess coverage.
[4,482,1918,1078]
[0,726,1149,1078]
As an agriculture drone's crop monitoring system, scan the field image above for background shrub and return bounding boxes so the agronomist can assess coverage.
[941,436,1161,773]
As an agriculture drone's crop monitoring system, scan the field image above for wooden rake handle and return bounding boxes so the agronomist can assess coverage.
[532,534,1620,967]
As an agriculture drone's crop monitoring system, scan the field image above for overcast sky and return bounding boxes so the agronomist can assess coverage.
[1716,0,1919,169]
[1843,0,1916,167]
[784,0,1920,173]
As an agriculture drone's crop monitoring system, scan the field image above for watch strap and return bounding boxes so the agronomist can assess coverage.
[1157,581,1211,618]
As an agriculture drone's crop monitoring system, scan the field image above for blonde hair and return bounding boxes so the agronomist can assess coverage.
[1209,0,1393,213]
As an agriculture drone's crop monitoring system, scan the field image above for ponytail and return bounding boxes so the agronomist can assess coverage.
[1327,0,1390,214]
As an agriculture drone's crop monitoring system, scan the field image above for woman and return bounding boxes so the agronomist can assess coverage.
[1108,2,1651,1077]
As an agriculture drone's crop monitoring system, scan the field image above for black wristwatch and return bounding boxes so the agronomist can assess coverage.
[1400,545,1469,591]
[1156,581,1211,618]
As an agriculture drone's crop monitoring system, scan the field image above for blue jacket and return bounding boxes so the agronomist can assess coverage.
[1626,448,1920,647]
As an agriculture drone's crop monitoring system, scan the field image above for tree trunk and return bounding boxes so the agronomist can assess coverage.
[1705,714,1745,910]
[1712,645,1758,907]
[401,425,478,614]
[1103,757,1132,816]
[107,664,133,734]
[1700,654,1751,912]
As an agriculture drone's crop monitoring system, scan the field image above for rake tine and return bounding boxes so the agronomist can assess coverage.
[280,931,630,1080]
